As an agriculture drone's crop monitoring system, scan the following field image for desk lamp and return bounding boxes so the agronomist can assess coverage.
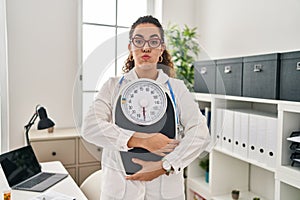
[24,105,55,145]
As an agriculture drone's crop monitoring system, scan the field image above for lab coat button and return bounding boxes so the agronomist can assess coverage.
[178,168,181,171]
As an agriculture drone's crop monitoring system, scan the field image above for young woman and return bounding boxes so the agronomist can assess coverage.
[82,15,210,200]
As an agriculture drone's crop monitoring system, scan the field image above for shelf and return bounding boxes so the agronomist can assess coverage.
[287,136,300,143]
[278,102,300,113]
[187,176,210,199]
[279,181,300,200]
[193,93,213,102]
[193,94,300,108]
[277,165,300,189]
[212,191,267,200]
[212,94,279,105]
[214,147,276,172]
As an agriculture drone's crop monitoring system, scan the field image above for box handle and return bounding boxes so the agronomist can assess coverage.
[200,67,207,74]
[297,62,300,71]
[224,65,231,74]
[253,64,262,72]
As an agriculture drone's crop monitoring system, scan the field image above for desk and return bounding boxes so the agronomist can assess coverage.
[29,128,101,185]
[0,161,88,200]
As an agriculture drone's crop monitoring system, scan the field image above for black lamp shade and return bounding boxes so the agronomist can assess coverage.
[37,107,55,130]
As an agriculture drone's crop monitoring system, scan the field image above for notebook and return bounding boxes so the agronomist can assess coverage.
[0,145,68,192]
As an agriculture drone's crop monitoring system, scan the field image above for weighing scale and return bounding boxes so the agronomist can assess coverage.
[114,78,177,175]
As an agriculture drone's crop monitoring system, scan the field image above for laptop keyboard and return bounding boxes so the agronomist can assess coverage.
[18,172,55,188]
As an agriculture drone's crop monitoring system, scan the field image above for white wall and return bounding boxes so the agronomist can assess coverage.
[0,0,8,152]
[6,0,299,149]
[6,0,79,149]
[162,0,300,59]
[162,0,197,27]
[195,0,300,59]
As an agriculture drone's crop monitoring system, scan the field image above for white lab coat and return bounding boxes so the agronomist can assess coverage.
[82,69,210,200]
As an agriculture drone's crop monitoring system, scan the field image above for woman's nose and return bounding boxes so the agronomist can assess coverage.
[142,46,151,53]
[142,42,151,52]
[142,48,151,53]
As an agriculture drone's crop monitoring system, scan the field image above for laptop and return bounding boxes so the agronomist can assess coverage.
[0,145,68,192]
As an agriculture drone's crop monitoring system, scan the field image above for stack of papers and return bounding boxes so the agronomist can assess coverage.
[287,136,300,143]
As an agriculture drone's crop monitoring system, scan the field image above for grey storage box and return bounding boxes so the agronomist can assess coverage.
[194,60,216,93]
[243,53,280,99]
[280,51,300,102]
[216,58,243,96]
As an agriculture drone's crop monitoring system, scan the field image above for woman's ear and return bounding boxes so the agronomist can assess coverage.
[128,43,131,51]
[161,43,166,53]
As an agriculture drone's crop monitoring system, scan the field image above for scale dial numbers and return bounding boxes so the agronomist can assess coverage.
[120,79,167,126]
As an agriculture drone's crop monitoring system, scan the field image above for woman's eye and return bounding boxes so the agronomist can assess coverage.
[150,39,160,46]
[134,39,144,45]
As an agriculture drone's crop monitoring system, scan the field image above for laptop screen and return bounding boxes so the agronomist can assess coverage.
[0,145,41,187]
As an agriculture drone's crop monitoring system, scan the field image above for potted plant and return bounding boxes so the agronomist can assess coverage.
[165,24,200,91]
[199,156,209,183]
[253,198,260,200]
[231,189,240,200]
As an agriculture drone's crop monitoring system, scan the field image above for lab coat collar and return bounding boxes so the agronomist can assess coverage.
[123,68,169,84]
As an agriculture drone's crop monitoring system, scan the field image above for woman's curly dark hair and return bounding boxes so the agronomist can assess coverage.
[122,15,175,77]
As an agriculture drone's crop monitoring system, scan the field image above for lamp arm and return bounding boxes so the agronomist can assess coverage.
[24,112,38,145]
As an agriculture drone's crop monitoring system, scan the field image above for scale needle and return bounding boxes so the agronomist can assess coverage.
[142,107,146,121]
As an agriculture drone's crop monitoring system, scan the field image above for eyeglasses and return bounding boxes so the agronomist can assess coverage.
[131,37,163,48]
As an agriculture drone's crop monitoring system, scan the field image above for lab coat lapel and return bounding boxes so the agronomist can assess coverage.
[156,69,169,85]
[123,69,169,83]
[123,69,139,82]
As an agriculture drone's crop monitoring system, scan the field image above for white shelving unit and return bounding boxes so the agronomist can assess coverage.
[186,93,300,200]
[277,103,300,200]
[186,93,212,200]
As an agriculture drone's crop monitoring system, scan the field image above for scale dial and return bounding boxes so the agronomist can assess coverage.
[120,79,167,126]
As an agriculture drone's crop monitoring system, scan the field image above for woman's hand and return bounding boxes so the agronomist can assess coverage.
[142,133,179,156]
[125,158,166,181]
[127,132,179,156]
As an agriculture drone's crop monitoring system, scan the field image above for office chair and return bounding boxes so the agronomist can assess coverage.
[80,170,102,200]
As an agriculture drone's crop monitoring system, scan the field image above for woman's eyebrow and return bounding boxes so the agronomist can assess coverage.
[133,34,144,38]
[133,34,160,38]
[150,34,160,38]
